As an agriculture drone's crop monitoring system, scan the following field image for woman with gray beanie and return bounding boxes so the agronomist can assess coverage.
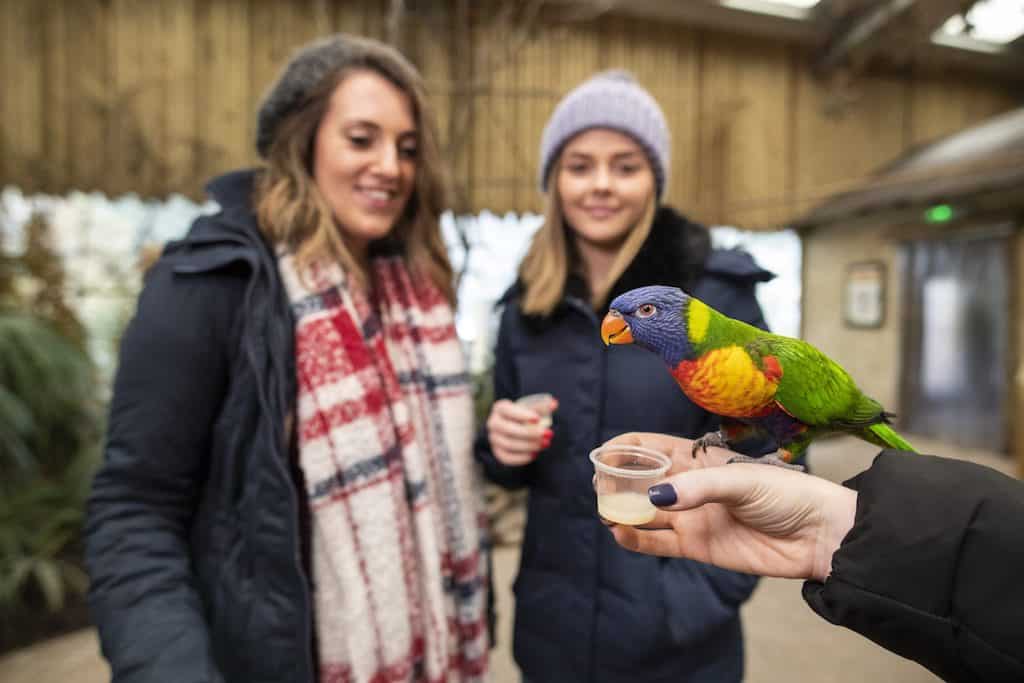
[476,70,774,682]
[84,34,489,682]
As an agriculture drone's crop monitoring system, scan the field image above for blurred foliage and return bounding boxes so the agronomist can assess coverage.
[0,211,101,617]
[0,313,98,484]
[470,364,528,547]
[472,365,495,429]
[0,445,98,613]
[1,213,86,348]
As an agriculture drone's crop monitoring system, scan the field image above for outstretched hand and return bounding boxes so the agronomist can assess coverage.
[603,433,857,582]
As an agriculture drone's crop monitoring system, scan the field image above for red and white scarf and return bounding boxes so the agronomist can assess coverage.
[278,250,489,683]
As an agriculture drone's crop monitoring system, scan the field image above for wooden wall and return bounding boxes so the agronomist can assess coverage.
[1,0,1019,227]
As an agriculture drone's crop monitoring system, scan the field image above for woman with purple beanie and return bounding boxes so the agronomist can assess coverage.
[477,70,775,683]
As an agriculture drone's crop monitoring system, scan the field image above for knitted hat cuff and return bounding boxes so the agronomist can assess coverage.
[538,70,670,199]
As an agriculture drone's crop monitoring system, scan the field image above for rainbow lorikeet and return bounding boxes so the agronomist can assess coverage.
[600,286,915,468]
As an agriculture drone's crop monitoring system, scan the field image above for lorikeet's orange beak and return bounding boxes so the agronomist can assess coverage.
[601,310,633,345]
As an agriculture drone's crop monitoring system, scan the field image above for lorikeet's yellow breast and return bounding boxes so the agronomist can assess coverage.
[672,346,780,418]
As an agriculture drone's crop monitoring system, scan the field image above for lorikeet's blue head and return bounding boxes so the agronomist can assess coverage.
[602,286,695,366]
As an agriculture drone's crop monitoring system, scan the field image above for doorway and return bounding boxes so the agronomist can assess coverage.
[899,230,1011,453]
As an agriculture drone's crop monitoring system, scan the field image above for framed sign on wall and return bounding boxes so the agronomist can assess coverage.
[843,261,886,329]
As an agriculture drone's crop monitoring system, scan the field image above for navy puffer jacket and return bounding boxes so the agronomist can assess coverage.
[84,170,315,682]
[477,207,774,683]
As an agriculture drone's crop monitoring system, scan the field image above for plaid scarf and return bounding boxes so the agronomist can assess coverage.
[278,250,489,683]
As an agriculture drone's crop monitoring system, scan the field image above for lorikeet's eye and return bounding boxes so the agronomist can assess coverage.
[636,304,657,318]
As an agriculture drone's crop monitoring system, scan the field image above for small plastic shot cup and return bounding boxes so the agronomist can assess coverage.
[516,392,555,428]
[589,445,672,526]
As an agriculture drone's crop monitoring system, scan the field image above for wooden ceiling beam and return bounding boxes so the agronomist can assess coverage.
[542,0,818,43]
[816,0,917,72]
[813,0,1000,76]
[542,0,1024,83]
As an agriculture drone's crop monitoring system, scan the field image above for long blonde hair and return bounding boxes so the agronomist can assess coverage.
[255,37,453,303]
[518,158,657,316]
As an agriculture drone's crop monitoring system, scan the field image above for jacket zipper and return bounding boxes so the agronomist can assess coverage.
[565,295,607,683]
[179,198,315,680]
[265,433,313,681]
[241,248,315,682]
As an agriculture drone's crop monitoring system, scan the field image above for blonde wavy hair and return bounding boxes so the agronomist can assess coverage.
[518,157,657,316]
[255,39,453,303]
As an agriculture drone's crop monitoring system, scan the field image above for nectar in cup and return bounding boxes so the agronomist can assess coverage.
[598,491,657,526]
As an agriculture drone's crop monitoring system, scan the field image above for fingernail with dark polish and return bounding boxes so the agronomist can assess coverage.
[648,483,677,507]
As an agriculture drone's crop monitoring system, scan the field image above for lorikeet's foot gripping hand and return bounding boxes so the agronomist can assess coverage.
[726,451,805,472]
[692,430,730,458]
[693,430,805,472]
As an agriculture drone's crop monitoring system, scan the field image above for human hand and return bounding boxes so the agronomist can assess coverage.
[603,433,856,582]
[485,397,556,466]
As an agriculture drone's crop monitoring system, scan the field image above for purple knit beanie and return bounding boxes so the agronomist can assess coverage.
[538,70,670,199]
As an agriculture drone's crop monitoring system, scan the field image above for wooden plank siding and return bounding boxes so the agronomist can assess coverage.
[2,0,46,193]
[41,0,69,192]
[194,0,250,187]
[697,33,792,228]
[0,0,1019,226]
[162,0,198,196]
[63,0,111,194]
[909,75,1022,149]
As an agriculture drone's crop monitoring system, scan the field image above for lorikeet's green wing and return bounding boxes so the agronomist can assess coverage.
[745,335,886,429]
[744,335,916,452]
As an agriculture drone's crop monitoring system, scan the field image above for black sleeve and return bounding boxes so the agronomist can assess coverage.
[84,259,241,683]
[473,303,533,490]
[802,451,1024,682]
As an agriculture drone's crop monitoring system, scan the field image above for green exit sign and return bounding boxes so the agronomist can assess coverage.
[924,204,955,224]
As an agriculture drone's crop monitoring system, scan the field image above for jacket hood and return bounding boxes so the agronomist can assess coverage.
[159,169,270,266]
[161,169,271,273]
[205,168,260,212]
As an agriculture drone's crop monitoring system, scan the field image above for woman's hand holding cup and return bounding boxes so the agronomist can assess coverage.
[485,393,557,466]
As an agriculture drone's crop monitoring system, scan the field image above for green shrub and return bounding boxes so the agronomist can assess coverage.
[0,312,100,614]
[0,211,103,623]
[0,313,98,487]
[0,445,98,612]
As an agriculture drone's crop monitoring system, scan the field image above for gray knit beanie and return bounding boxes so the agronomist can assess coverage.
[538,70,670,199]
[255,34,415,158]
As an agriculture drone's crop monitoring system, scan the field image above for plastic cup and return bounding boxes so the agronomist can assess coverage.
[589,445,672,526]
[516,392,555,428]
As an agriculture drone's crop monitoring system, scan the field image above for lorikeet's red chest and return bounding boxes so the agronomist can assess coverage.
[671,346,781,418]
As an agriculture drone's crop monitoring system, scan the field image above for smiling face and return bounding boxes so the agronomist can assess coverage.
[312,69,418,256]
[556,128,656,251]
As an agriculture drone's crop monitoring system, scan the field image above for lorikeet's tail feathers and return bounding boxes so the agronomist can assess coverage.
[863,422,917,453]
[831,398,894,431]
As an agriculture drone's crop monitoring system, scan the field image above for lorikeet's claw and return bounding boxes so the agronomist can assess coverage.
[726,451,806,472]
[692,430,730,458]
